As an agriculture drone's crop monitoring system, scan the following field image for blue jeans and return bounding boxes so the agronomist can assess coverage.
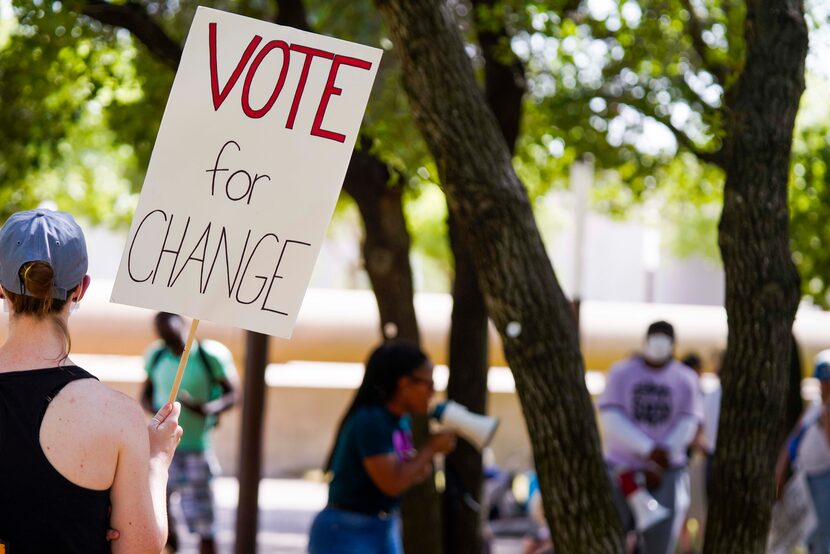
[808,470,830,554]
[308,507,402,554]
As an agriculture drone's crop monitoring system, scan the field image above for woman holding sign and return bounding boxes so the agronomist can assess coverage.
[0,209,182,553]
[309,341,456,554]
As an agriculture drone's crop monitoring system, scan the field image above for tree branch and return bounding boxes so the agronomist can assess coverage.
[660,113,723,166]
[273,0,311,31]
[471,0,525,151]
[81,0,181,70]
[601,55,721,123]
[562,0,586,22]
[678,0,730,84]
[602,88,724,167]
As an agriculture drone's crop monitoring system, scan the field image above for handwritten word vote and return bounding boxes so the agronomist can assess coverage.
[208,22,373,143]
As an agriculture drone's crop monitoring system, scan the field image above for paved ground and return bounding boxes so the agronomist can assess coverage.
[170,477,526,553]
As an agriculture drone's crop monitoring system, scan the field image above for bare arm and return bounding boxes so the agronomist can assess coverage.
[363,432,455,497]
[110,402,182,553]
[202,375,239,416]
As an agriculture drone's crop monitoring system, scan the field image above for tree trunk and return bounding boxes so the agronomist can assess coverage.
[374,1,624,551]
[443,213,490,554]
[442,3,525,549]
[704,1,807,552]
[343,139,420,344]
[473,0,524,151]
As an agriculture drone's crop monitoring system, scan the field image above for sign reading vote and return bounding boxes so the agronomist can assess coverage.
[112,6,382,338]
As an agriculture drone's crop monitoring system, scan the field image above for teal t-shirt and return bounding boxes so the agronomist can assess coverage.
[328,405,414,514]
[145,339,235,452]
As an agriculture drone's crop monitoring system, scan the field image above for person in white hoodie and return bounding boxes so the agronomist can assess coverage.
[599,320,703,554]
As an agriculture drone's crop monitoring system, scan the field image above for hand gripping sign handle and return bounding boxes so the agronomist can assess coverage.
[168,318,201,404]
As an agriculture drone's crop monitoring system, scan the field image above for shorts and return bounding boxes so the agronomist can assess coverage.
[168,450,219,538]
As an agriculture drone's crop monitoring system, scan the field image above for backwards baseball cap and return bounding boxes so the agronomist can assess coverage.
[0,209,88,300]
[814,350,830,381]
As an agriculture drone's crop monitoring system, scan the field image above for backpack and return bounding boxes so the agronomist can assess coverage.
[148,340,224,426]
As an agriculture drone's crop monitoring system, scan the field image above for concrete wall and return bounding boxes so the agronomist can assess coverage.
[97,362,534,478]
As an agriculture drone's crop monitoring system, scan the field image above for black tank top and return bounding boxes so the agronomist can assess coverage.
[0,366,111,553]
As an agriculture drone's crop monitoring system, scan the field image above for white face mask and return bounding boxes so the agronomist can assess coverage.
[644,334,674,365]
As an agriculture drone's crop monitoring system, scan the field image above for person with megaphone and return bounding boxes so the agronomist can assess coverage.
[308,341,457,554]
[598,320,703,554]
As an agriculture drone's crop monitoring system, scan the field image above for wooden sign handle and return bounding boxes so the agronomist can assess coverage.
[167,318,201,404]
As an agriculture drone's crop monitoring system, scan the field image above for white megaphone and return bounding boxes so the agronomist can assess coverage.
[618,471,670,532]
[431,400,499,450]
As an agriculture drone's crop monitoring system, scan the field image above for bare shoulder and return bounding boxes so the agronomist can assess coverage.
[60,378,147,436]
[40,375,148,490]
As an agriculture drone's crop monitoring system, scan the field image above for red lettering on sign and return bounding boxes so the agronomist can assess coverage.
[285,45,334,130]
[311,55,373,143]
[208,22,373,143]
[241,40,291,119]
[209,22,263,111]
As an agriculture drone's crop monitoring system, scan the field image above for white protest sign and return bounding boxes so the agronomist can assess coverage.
[111,6,382,338]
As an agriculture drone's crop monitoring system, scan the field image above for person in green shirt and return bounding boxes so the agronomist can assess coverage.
[141,312,239,554]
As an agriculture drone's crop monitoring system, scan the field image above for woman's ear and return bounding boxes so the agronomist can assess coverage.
[73,275,91,302]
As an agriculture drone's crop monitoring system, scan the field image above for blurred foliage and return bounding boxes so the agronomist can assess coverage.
[0,0,828,297]
[790,117,830,308]
[508,0,828,305]
[0,0,139,224]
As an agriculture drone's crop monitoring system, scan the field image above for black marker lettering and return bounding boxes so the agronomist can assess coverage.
[235,233,279,305]
[204,227,253,297]
[206,140,240,196]
[150,214,190,286]
[226,170,253,202]
[128,209,167,283]
[261,239,311,315]
[170,222,211,289]
[248,174,271,205]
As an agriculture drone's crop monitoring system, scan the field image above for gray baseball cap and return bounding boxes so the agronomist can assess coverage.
[0,209,88,300]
